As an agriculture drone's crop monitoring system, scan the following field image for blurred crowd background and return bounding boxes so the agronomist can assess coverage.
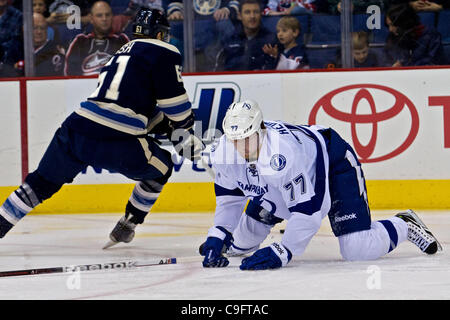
[0,0,449,77]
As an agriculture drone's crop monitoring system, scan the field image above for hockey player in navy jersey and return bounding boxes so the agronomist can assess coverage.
[0,8,203,248]
[200,100,442,270]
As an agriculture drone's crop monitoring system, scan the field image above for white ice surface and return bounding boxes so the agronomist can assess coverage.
[0,210,448,300]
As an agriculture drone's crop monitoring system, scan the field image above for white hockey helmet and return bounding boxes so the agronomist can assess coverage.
[222,99,263,140]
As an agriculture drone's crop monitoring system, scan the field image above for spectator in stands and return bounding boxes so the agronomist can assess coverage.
[215,0,275,71]
[409,1,449,11]
[34,0,48,15]
[167,0,239,22]
[411,1,450,11]
[111,0,164,34]
[165,0,241,71]
[384,3,447,66]
[46,0,93,26]
[327,31,383,68]
[0,0,23,77]
[262,15,309,69]
[321,0,388,14]
[263,0,317,16]
[64,0,129,75]
[351,31,382,67]
[391,0,450,12]
[7,0,22,11]
[33,0,57,41]
[34,12,65,76]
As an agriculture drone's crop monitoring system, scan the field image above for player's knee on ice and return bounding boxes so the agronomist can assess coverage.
[231,214,273,254]
[231,201,285,255]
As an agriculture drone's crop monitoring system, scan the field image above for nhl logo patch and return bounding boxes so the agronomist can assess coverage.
[270,154,286,171]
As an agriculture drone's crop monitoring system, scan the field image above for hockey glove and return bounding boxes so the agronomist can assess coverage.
[172,130,205,162]
[240,242,292,270]
[147,114,173,137]
[201,226,233,268]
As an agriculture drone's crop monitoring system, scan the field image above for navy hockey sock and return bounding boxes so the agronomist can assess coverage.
[0,184,38,238]
[126,180,164,224]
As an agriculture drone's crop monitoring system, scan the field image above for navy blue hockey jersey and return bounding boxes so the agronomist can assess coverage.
[77,38,192,135]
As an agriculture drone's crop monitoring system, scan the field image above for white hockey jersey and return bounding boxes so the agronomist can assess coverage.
[210,120,331,256]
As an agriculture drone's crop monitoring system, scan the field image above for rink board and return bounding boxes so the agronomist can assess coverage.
[0,67,449,212]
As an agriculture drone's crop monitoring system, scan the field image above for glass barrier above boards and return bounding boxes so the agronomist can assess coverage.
[1,0,449,78]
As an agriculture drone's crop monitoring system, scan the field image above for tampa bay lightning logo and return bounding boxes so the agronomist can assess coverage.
[194,0,221,15]
[270,154,286,171]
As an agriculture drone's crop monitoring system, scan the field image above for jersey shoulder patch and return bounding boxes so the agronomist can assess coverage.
[269,153,287,171]
[262,126,309,185]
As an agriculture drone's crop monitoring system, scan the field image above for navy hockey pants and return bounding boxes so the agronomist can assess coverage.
[31,116,173,199]
[320,128,372,237]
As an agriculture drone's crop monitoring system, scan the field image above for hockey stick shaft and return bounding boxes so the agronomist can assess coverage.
[200,155,215,179]
[0,256,201,278]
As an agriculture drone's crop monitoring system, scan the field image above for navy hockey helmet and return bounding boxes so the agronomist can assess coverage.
[132,8,170,42]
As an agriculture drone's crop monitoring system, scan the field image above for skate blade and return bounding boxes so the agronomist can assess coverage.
[406,209,443,252]
[102,240,118,250]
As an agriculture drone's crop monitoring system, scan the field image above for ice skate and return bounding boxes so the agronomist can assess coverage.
[396,209,442,254]
[103,214,137,249]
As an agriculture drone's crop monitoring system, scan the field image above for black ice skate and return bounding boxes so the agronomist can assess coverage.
[396,209,443,254]
[103,214,137,249]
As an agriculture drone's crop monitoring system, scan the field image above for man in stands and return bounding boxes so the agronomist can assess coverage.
[64,0,129,75]
[34,12,65,76]
[0,0,23,77]
[216,0,275,71]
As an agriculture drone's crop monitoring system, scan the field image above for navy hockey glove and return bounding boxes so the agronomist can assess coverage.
[201,226,233,268]
[168,112,205,162]
[172,130,205,162]
[240,242,292,270]
[148,114,173,137]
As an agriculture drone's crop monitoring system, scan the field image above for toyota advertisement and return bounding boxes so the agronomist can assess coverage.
[282,68,450,181]
[2,69,450,184]
[0,68,449,210]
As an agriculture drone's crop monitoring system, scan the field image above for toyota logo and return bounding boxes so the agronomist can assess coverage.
[309,84,419,163]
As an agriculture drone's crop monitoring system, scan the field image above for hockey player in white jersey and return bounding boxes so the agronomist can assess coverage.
[200,99,442,270]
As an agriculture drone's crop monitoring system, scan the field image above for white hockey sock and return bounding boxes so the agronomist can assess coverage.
[338,217,408,261]
[128,181,160,213]
[377,217,408,253]
[0,191,34,226]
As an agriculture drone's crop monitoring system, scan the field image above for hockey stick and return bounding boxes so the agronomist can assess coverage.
[199,155,215,179]
[103,155,214,250]
[0,256,201,278]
